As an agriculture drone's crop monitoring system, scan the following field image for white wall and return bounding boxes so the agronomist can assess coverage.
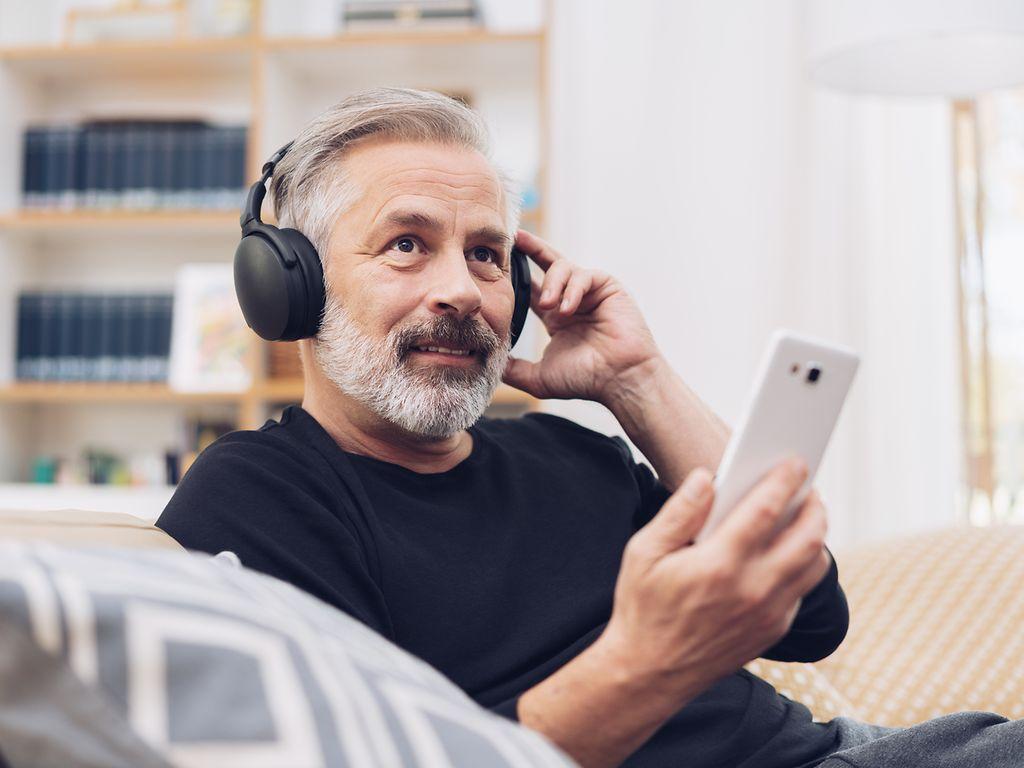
[542,0,961,547]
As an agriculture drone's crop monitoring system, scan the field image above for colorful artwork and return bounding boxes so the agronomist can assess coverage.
[169,263,253,392]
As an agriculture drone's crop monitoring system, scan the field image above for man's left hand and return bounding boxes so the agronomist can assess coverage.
[502,230,663,404]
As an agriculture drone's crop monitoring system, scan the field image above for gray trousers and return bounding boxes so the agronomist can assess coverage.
[817,713,1024,768]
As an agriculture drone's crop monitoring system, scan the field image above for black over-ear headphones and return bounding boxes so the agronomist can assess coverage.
[234,142,532,348]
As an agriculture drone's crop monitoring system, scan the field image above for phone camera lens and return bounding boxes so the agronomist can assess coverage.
[807,366,821,383]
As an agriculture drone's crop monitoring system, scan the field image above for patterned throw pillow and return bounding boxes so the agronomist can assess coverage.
[0,542,576,768]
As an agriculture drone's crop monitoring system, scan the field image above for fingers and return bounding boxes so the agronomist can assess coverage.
[517,230,608,318]
[502,356,544,397]
[515,229,561,271]
[631,468,715,560]
[714,458,809,555]
[765,493,830,595]
[538,259,573,311]
[560,269,594,314]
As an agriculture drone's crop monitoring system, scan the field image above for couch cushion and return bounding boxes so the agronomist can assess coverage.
[0,509,182,551]
[814,526,1024,726]
[0,542,575,768]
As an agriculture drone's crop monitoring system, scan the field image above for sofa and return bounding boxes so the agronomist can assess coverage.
[1,508,1021,765]
[748,525,1024,726]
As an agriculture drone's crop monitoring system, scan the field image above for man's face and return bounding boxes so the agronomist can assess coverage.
[311,138,516,439]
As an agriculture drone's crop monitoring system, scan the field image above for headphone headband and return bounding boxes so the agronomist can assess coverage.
[240,140,294,231]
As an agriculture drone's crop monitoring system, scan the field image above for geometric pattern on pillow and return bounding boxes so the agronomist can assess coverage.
[0,541,576,768]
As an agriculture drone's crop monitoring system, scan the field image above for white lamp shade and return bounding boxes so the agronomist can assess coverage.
[804,0,1024,97]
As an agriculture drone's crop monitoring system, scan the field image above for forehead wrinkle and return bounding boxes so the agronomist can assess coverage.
[379,178,502,204]
[362,179,502,224]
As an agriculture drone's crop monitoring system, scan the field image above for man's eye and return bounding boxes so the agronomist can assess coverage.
[392,237,418,254]
[469,246,497,263]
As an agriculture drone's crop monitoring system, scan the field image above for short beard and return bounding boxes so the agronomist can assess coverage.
[311,293,510,440]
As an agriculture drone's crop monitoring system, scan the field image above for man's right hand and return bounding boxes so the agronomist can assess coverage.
[597,459,831,707]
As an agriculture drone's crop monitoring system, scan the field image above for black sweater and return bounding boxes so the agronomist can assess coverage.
[159,405,849,768]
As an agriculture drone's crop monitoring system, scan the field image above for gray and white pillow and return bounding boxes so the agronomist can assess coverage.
[0,541,576,768]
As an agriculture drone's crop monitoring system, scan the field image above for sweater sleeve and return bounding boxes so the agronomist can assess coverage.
[759,549,849,662]
[489,696,520,722]
[157,435,394,639]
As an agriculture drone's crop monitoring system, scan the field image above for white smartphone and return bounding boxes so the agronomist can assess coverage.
[695,329,859,543]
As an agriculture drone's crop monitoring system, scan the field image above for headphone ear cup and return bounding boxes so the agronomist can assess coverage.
[509,247,531,350]
[277,227,325,340]
[234,232,293,341]
[233,225,324,342]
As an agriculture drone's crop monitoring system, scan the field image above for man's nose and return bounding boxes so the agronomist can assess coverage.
[426,249,482,319]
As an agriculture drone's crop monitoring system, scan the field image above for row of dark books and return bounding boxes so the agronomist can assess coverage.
[344,0,479,28]
[21,121,248,211]
[16,292,174,383]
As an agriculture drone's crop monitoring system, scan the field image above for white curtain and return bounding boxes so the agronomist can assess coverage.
[542,0,960,547]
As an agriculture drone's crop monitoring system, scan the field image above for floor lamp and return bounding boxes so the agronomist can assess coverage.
[802,0,1024,522]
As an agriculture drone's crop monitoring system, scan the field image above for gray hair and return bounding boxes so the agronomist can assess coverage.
[270,87,521,260]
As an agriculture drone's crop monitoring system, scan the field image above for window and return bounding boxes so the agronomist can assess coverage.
[954,96,1024,524]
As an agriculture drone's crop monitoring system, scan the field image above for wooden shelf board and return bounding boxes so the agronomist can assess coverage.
[0,37,256,78]
[0,210,240,235]
[0,36,257,60]
[251,379,534,407]
[263,29,542,51]
[0,381,533,407]
[0,383,244,404]
[0,30,540,63]
[251,378,304,402]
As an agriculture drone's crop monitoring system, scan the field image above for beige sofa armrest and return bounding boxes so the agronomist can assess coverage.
[0,508,183,551]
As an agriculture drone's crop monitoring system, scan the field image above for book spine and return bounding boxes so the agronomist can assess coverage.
[198,125,215,209]
[232,125,248,207]
[41,127,58,209]
[168,123,184,209]
[59,126,78,210]
[110,122,127,210]
[51,126,65,210]
[81,293,101,381]
[55,293,74,381]
[139,293,158,381]
[70,293,86,380]
[115,294,131,381]
[73,126,88,209]
[159,123,175,209]
[97,293,117,381]
[97,125,114,210]
[157,293,173,381]
[37,292,59,381]
[26,293,42,380]
[137,122,157,210]
[82,125,99,208]
[127,294,147,382]
[21,128,39,208]
[30,293,43,380]
[15,294,29,380]
[184,124,202,209]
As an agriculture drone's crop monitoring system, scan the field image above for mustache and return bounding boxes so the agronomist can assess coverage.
[392,315,504,359]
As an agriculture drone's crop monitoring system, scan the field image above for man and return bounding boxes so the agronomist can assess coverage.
[159,88,1021,767]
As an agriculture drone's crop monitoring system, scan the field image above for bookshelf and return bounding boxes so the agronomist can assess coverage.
[0,381,533,407]
[0,0,549,515]
[0,211,239,234]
